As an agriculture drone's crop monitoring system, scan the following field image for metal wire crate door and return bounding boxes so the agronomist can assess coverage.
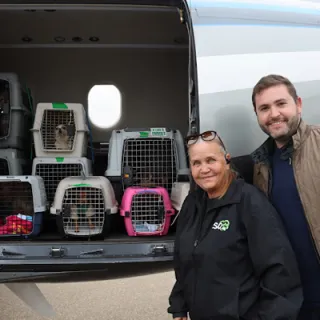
[40,109,76,151]
[35,163,83,205]
[122,138,177,192]
[131,192,165,233]
[62,187,105,236]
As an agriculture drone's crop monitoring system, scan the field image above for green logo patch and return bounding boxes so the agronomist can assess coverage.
[212,220,230,231]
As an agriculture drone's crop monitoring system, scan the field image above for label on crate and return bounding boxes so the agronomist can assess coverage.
[139,131,149,138]
[72,183,92,187]
[52,102,68,109]
[55,157,65,163]
[150,128,167,137]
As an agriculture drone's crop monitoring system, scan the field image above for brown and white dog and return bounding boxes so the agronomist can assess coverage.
[54,124,72,150]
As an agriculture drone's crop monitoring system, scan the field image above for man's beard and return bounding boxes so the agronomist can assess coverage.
[259,113,300,145]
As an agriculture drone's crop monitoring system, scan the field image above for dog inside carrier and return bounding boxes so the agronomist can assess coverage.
[0,176,46,238]
[41,109,76,151]
[32,103,89,157]
[120,186,175,236]
[51,176,118,238]
[32,157,92,207]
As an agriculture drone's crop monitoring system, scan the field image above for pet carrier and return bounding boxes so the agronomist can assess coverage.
[119,186,176,236]
[170,182,190,211]
[50,176,118,237]
[0,148,31,175]
[0,176,46,239]
[32,157,93,207]
[0,73,33,152]
[31,102,89,157]
[105,128,189,198]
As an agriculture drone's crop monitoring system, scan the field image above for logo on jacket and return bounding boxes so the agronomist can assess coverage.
[212,220,230,231]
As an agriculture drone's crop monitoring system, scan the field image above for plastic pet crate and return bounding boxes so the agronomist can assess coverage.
[31,102,89,157]
[0,148,31,175]
[0,176,47,239]
[119,186,176,236]
[32,157,92,206]
[0,73,33,152]
[105,128,189,197]
[50,176,118,237]
[170,182,190,211]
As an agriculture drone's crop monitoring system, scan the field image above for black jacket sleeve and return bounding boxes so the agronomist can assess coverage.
[241,184,303,320]
[167,197,190,319]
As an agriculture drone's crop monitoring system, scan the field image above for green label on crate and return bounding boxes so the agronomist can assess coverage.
[55,157,64,163]
[52,102,68,109]
[72,183,92,187]
[139,131,149,138]
[150,127,167,137]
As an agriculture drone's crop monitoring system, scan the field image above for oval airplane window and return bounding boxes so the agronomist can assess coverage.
[88,84,121,129]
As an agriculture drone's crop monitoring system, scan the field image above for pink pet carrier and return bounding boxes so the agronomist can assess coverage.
[120,186,175,236]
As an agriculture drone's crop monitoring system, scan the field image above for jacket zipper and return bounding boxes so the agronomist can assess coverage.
[191,203,206,311]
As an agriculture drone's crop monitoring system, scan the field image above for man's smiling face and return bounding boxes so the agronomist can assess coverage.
[255,84,302,148]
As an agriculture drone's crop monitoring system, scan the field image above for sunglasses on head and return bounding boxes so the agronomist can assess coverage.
[185,130,227,150]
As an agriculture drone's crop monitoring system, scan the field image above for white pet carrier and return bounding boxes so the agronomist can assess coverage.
[0,73,33,152]
[32,157,93,207]
[50,176,118,237]
[105,128,189,194]
[0,148,31,176]
[170,182,190,211]
[31,102,89,157]
[0,175,46,238]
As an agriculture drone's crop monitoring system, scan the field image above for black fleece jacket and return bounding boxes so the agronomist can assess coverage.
[168,178,303,320]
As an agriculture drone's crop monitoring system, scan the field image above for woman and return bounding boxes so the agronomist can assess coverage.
[167,130,303,320]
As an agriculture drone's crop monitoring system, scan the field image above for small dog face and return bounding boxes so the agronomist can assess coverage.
[55,124,68,138]
[54,124,72,150]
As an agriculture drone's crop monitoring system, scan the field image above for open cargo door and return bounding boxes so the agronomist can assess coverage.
[0,0,200,316]
[0,0,198,272]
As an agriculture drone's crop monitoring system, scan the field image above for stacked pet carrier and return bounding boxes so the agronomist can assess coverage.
[0,176,47,239]
[106,127,189,236]
[50,176,118,237]
[0,73,33,175]
[31,102,117,237]
[0,73,39,239]
[31,102,92,207]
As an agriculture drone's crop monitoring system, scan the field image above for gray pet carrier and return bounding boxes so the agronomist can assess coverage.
[105,128,189,197]
[0,73,33,153]
[32,157,92,207]
[0,148,30,175]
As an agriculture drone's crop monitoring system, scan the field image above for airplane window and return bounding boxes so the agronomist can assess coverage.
[88,84,121,129]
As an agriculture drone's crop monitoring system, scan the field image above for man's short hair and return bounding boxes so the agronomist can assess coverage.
[252,74,298,110]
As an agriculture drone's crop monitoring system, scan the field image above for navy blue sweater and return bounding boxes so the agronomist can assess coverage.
[271,147,320,308]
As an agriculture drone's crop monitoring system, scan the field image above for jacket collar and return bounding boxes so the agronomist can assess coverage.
[192,178,244,210]
[251,119,309,165]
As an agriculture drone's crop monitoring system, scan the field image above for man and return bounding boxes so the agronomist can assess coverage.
[251,74,320,319]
